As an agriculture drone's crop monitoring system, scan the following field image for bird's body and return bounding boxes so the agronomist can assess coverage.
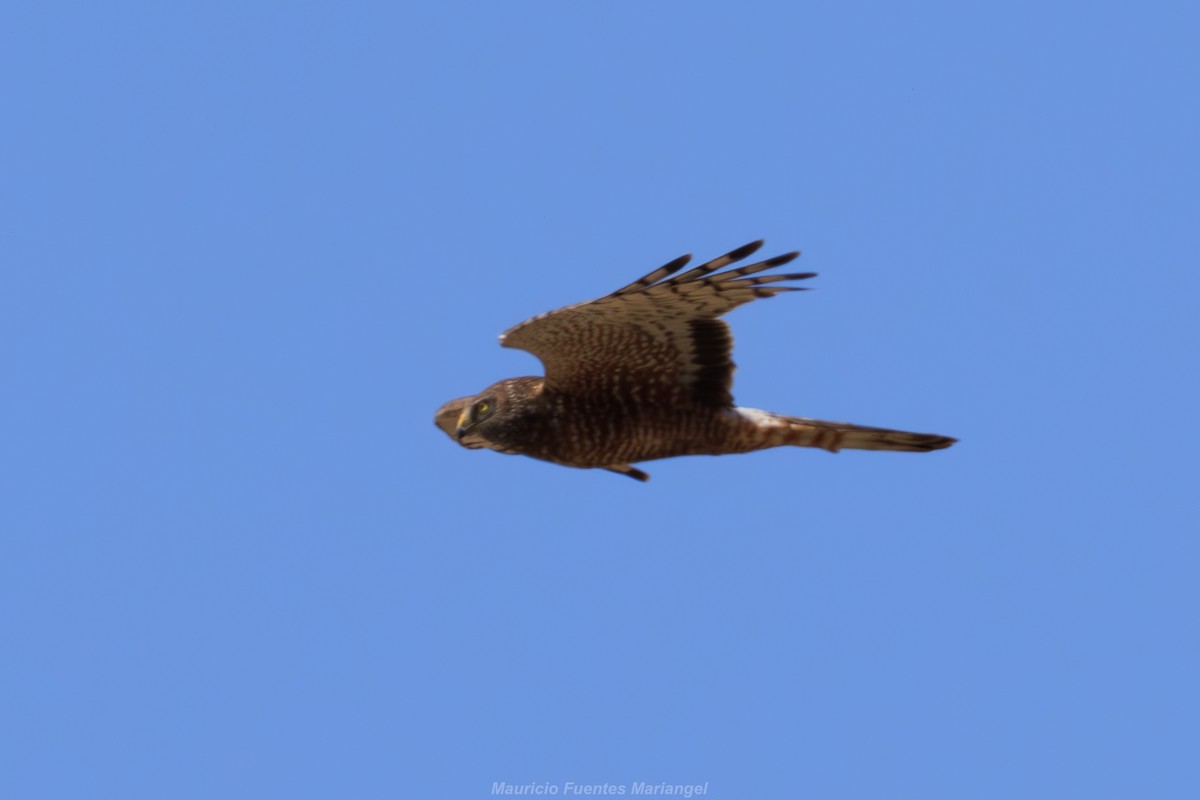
[435,241,955,481]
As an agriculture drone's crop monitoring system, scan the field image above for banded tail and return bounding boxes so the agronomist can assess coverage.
[740,409,957,453]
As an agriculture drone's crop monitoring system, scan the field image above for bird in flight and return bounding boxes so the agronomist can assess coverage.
[435,241,955,481]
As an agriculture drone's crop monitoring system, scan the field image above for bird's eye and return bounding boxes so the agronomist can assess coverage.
[475,401,491,417]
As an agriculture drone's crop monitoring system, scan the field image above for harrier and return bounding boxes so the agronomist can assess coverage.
[435,241,955,481]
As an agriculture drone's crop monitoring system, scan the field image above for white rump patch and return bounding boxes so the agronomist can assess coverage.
[735,407,784,427]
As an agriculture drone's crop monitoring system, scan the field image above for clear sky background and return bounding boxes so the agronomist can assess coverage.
[2,2,1197,798]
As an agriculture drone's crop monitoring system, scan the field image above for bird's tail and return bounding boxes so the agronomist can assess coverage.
[741,409,956,453]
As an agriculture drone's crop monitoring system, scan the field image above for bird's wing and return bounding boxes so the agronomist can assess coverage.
[499,241,813,406]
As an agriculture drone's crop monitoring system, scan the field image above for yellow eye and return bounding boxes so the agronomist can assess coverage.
[475,401,490,416]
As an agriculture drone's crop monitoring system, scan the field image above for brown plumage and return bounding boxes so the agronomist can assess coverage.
[434,241,955,481]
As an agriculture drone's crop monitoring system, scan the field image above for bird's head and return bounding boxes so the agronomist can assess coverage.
[433,377,544,452]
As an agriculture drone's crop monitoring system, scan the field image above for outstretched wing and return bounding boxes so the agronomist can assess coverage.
[499,241,814,407]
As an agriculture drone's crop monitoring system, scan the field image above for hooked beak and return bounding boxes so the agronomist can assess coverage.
[455,409,470,441]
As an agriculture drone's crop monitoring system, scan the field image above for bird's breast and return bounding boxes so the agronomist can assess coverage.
[521,396,733,467]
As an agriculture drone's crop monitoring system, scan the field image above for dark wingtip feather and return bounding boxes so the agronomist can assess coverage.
[724,272,818,287]
[727,240,766,262]
[753,286,810,297]
[611,252,693,295]
[660,253,693,274]
[765,251,801,267]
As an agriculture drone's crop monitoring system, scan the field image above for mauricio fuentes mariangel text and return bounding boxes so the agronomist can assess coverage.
[491,781,710,796]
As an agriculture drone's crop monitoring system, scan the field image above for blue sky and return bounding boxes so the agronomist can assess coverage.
[2,2,1197,798]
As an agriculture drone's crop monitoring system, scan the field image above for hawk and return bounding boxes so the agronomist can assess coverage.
[435,241,955,481]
